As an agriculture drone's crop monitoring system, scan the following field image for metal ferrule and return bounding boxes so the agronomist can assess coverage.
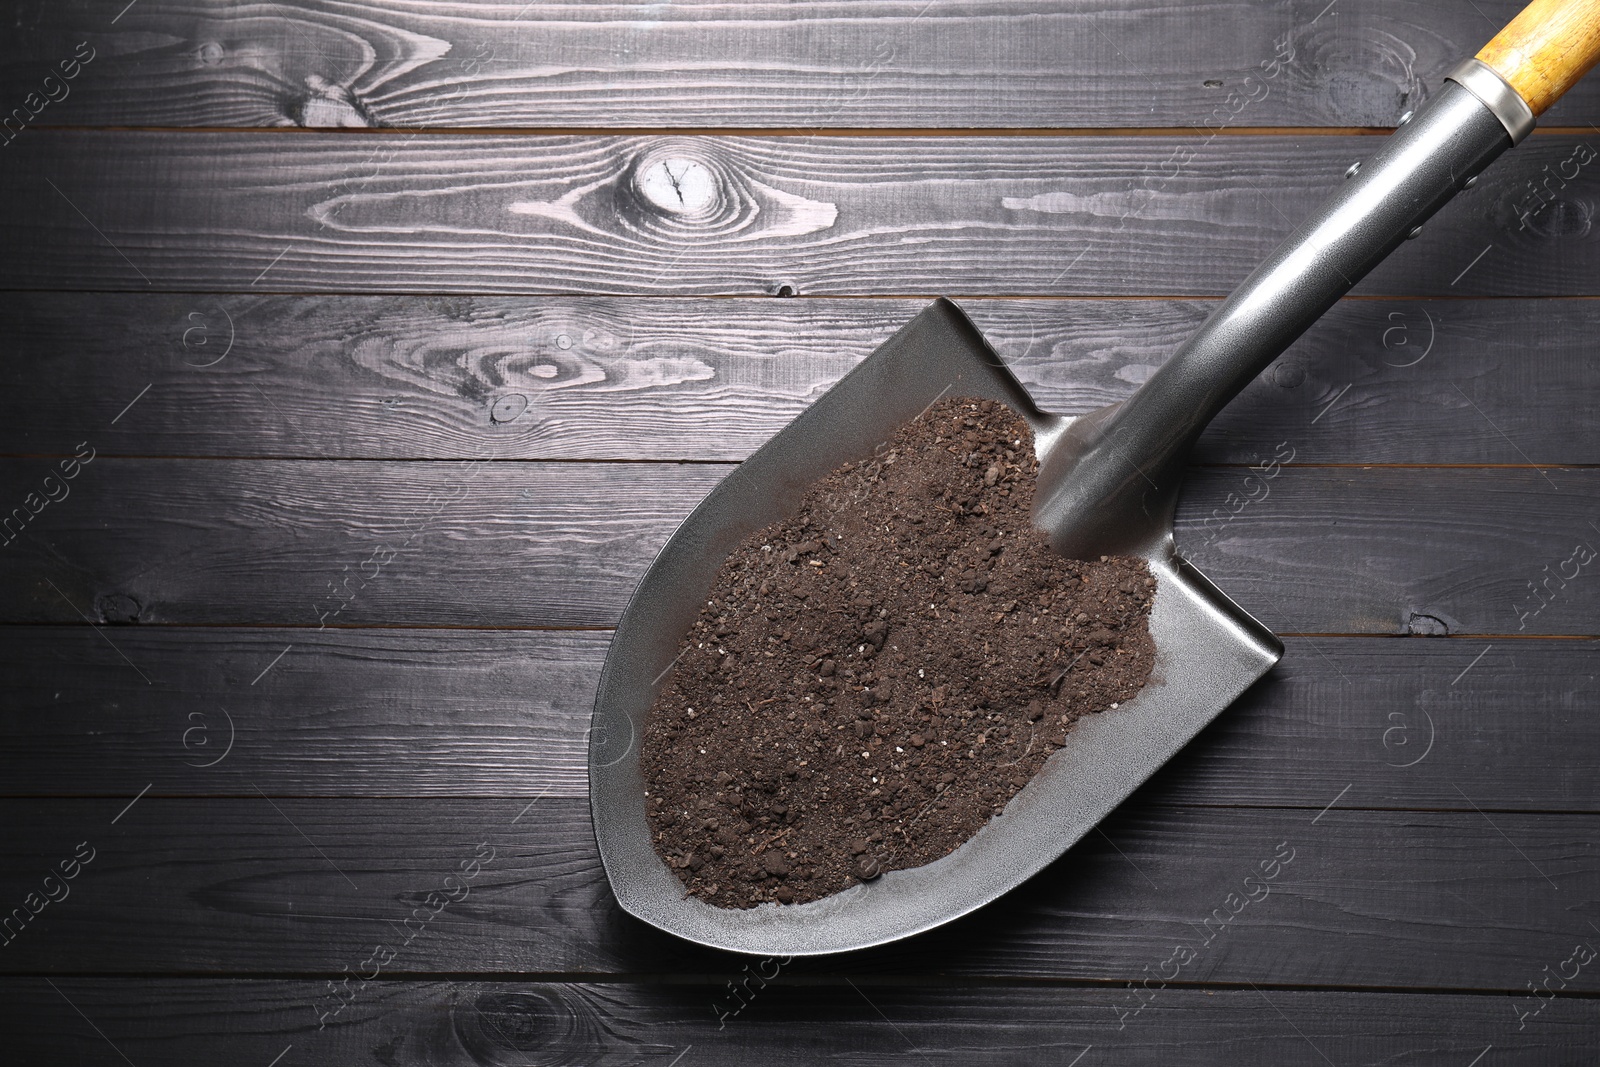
[1445,57,1537,145]
[1035,79,1516,559]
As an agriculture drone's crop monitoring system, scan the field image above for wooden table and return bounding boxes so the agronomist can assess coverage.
[2,2,1597,1062]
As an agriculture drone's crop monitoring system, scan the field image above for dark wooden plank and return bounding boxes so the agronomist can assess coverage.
[0,458,725,629]
[3,131,1596,296]
[1,461,1597,633]
[5,293,1598,465]
[3,627,1596,814]
[4,980,1591,1066]
[0,627,599,798]
[1157,636,1600,812]
[5,1,1599,129]
[2,797,1597,991]
[1178,467,1600,638]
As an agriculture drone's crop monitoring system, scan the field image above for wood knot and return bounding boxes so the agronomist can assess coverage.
[452,989,608,1066]
[616,145,751,241]
[1519,196,1594,240]
[499,139,837,266]
[1271,361,1305,389]
[490,394,529,423]
[1297,26,1426,126]
[292,74,373,128]
[636,156,719,218]
[617,142,837,246]
[1406,612,1450,636]
[95,592,142,625]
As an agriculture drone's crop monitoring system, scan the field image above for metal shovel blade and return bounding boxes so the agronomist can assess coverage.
[589,298,1282,956]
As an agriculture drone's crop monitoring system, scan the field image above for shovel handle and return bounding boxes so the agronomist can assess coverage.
[1476,0,1600,116]
[1036,0,1600,560]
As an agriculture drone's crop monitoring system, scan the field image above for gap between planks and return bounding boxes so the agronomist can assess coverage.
[23,124,1600,138]
[2,794,1593,818]
[0,452,1595,470]
[1,288,1597,302]
[0,622,1592,641]
[4,289,1598,305]
[2,972,1597,998]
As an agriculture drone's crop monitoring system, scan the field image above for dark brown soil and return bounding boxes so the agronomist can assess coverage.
[640,397,1156,908]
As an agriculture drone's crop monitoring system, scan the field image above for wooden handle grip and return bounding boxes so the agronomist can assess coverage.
[1476,0,1600,115]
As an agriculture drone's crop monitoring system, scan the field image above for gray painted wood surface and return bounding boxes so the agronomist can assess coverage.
[1,1,1597,1061]
[2,131,1596,295]
[1,460,1595,633]
[7,981,1589,1066]
[3,0,1599,129]
[1,797,1595,991]
[3,628,1594,812]
[2,293,1594,464]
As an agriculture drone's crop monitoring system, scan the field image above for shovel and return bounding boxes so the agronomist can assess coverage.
[589,0,1600,956]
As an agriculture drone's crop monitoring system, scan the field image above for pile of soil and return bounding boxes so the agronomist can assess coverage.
[640,397,1156,908]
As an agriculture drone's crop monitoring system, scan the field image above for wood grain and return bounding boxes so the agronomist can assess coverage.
[0,0,1593,1046]
[0,458,727,629]
[1,797,1596,990]
[4,293,1598,465]
[2,627,1596,814]
[4,131,1598,296]
[1,461,1596,633]
[4,979,1593,1065]
[6,1,1600,129]
[1178,467,1600,638]
[1477,0,1600,115]
[0,627,600,798]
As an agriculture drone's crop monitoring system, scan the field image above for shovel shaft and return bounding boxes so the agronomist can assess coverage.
[1037,79,1511,558]
[1037,0,1600,560]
